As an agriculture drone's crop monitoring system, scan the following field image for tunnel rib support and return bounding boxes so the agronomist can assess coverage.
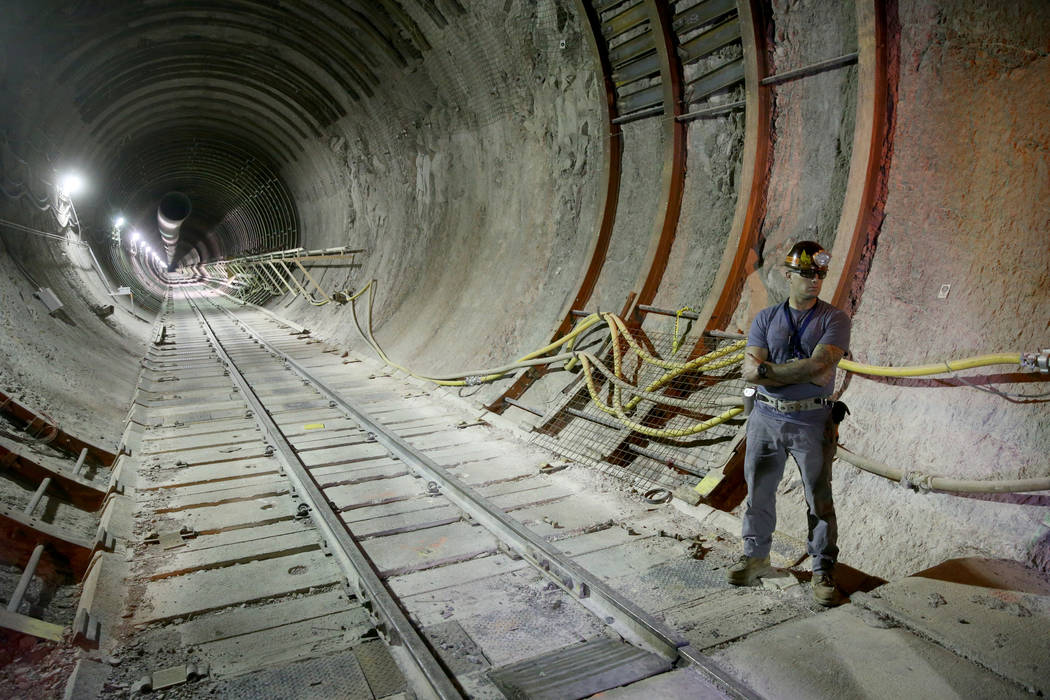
[828,0,897,314]
[697,0,772,334]
[623,0,687,326]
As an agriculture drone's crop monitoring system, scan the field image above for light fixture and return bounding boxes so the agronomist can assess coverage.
[131,230,141,242]
[114,216,125,228]
[58,172,85,197]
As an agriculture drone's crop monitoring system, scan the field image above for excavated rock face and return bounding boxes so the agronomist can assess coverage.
[835,0,1050,577]
[0,0,1047,589]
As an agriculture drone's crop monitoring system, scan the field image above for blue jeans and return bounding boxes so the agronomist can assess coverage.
[741,408,838,573]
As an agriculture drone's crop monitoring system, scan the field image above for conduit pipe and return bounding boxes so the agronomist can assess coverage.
[836,447,1050,494]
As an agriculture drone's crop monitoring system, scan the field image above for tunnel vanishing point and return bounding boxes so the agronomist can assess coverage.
[0,1,1048,698]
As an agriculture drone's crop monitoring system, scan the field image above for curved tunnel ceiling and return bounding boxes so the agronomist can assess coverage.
[22,0,464,280]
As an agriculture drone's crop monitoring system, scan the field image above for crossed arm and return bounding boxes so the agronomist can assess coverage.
[742,344,845,387]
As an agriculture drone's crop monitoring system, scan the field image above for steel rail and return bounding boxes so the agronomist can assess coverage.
[208,296,758,700]
[185,295,463,700]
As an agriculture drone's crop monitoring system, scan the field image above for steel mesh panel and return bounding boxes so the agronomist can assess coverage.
[219,651,374,700]
[533,330,745,490]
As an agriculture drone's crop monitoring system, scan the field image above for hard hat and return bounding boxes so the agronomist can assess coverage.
[784,240,831,271]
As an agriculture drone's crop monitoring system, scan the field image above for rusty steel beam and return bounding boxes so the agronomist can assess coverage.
[682,0,774,507]
[0,445,107,511]
[828,0,897,315]
[587,0,693,474]
[0,506,94,576]
[697,0,773,334]
[595,0,772,494]
[622,0,687,326]
[486,0,623,414]
[0,391,116,467]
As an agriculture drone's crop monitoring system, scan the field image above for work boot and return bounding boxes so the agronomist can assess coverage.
[812,572,843,606]
[726,555,772,586]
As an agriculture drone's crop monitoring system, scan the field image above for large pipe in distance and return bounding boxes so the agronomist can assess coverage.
[158,191,191,263]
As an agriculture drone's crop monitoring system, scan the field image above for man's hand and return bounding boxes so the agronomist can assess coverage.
[743,347,782,385]
[743,344,845,387]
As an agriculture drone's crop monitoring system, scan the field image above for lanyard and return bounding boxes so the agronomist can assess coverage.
[782,300,817,359]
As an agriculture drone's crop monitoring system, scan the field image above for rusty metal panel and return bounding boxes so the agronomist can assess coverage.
[685,58,744,103]
[617,82,663,114]
[602,1,648,38]
[674,0,737,35]
[608,28,654,67]
[678,16,741,64]
[612,50,661,86]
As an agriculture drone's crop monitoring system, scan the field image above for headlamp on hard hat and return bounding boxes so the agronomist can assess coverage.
[784,241,831,272]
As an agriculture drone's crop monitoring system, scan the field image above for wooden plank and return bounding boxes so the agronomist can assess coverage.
[678,16,740,64]
[0,507,94,575]
[145,528,320,580]
[197,608,371,677]
[175,588,356,646]
[0,389,116,466]
[0,441,106,510]
[0,608,66,641]
[137,549,341,624]
[360,520,499,576]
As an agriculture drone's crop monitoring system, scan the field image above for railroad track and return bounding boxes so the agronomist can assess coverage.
[102,287,758,698]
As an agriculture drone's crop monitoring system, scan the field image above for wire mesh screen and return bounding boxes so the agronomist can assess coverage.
[532,327,746,491]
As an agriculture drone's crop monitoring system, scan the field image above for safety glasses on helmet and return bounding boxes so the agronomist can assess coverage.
[794,269,827,279]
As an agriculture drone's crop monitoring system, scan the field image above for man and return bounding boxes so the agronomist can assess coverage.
[727,240,850,606]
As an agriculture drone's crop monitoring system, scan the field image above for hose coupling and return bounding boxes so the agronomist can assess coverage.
[1022,349,1050,373]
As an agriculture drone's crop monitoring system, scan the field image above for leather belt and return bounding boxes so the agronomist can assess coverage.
[755,393,832,413]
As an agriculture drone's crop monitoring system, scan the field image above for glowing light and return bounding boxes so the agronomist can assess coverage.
[114,216,125,228]
[131,230,141,242]
[58,172,85,197]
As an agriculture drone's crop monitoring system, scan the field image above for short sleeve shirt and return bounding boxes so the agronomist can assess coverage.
[747,299,850,424]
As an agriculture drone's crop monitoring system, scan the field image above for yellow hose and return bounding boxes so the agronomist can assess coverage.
[350,281,602,387]
[839,353,1020,377]
[579,353,743,438]
[343,283,1026,438]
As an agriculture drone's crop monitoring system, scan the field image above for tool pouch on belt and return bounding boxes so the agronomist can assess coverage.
[831,400,850,424]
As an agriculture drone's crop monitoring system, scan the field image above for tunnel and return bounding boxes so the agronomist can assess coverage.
[0,0,1048,697]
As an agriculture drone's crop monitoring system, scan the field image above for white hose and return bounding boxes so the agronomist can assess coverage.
[836,447,1050,494]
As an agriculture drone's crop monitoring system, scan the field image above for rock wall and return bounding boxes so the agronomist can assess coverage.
[0,208,149,445]
[282,0,603,408]
[732,0,1049,579]
[836,0,1050,577]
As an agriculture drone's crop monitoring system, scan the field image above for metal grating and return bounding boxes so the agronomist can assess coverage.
[220,650,375,699]
[488,637,671,700]
[533,329,745,491]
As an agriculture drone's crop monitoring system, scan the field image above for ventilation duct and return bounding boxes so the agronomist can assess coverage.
[157,191,191,264]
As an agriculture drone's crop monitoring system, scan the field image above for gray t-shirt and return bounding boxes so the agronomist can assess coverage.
[747,299,850,424]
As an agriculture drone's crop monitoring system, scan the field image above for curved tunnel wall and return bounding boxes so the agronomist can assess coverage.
[0,0,1047,581]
